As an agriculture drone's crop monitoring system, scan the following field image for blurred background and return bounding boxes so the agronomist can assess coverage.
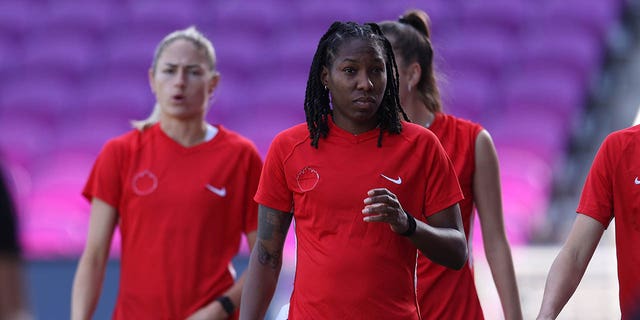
[1,0,640,318]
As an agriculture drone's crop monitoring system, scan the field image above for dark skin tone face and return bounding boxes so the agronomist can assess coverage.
[321,38,387,135]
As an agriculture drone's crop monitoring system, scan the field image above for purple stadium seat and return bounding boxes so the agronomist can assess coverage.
[22,31,98,82]
[294,1,364,28]
[83,73,154,121]
[270,30,318,74]
[533,0,623,43]
[437,28,516,81]
[0,34,19,76]
[211,31,270,79]
[516,25,604,89]
[490,109,570,166]
[55,116,132,156]
[122,0,197,33]
[0,115,56,168]
[0,74,76,123]
[200,1,286,36]
[500,69,585,121]
[0,1,42,38]
[102,29,164,76]
[460,0,526,34]
[34,1,117,36]
[254,74,307,116]
[438,71,496,123]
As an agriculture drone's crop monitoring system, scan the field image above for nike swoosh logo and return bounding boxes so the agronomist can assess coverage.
[380,174,402,185]
[206,184,227,197]
[635,177,640,185]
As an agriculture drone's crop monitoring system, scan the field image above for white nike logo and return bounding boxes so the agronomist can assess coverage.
[206,184,227,197]
[380,174,402,185]
[635,177,640,185]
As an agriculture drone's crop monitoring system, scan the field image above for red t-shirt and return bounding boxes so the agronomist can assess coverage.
[417,112,485,319]
[83,124,262,320]
[576,124,640,318]
[255,118,463,319]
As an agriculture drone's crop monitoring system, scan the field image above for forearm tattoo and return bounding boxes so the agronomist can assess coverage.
[257,209,292,240]
[257,241,281,269]
[256,208,292,269]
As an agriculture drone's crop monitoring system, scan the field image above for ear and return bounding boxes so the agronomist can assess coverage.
[208,72,220,94]
[148,68,156,93]
[321,66,329,89]
[407,62,421,90]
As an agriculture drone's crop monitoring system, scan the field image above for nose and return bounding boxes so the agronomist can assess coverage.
[356,72,374,91]
[174,69,187,88]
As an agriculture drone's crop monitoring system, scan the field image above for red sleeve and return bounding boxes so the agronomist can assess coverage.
[576,134,616,228]
[254,133,294,213]
[82,139,124,208]
[243,146,263,234]
[422,133,464,218]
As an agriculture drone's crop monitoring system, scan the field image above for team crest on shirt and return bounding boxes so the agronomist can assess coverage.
[132,170,158,196]
[296,166,319,192]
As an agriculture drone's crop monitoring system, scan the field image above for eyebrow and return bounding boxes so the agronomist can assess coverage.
[163,63,203,69]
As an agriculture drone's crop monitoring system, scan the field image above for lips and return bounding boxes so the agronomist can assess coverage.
[353,96,376,104]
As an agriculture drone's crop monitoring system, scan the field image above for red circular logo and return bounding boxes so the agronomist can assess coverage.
[296,166,319,192]
[132,170,158,196]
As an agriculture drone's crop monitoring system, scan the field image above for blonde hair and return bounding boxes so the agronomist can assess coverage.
[131,26,217,131]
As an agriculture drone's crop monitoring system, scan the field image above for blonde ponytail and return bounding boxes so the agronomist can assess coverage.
[131,103,161,131]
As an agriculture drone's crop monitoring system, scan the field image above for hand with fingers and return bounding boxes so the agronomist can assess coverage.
[362,188,414,235]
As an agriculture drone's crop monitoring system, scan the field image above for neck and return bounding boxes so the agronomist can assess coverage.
[404,95,434,128]
[159,117,208,147]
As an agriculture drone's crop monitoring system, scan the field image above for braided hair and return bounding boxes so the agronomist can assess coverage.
[304,21,408,148]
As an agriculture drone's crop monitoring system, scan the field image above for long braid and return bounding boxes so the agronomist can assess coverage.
[304,22,342,148]
[366,23,408,146]
[305,21,407,148]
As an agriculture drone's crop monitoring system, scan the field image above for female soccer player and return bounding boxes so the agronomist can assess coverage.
[72,27,263,320]
[240,21,467,320]
[380,9,522,320]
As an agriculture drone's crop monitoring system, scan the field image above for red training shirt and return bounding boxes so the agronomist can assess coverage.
[255,118,463,319]
[576,124,640,318]
[83,124,262,319]
[417,112,485,319]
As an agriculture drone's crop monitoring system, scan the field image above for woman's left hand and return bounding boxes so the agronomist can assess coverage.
[362,188,410,234]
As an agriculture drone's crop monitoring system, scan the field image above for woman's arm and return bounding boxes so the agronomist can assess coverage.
[537,214,604,320]
[363,189,467,269]
[474,130,523,320]
[71,198,118,320]
[239,205,293,320]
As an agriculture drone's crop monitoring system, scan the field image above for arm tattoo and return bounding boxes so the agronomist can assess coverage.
[256,206,293,269]
[257,241,281,269]
[257,208,293,240]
